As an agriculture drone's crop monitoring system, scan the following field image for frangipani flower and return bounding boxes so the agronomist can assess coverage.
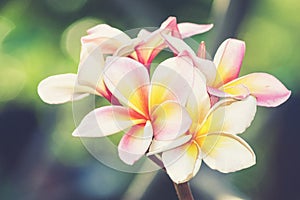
[150,68,257,183]
[72,54,196,165]
[82,16,213,68]
[162,35,291,107]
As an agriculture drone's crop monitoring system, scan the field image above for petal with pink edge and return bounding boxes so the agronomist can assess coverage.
[213,39,245,87]
[197,96,256,136]
[162,142,200,184]
[135,29,166,67]
[72,106,145,137]
[103,57,150,116]
[178,23,213,38]
[118,121,153,165]
[38,73,96,104]
[160,16,181,38]
[221,73,291,107]
[162,34,195,55]
[151,101,192,141]
[200,133,256,173]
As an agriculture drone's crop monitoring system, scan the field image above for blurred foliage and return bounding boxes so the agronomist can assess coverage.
[240,0,299,92]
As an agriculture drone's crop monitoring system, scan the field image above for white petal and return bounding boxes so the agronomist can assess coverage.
[199,96,257,135]
[38,73,95,104]
[77,45,105,88]
[82,24,132,54]
[201,133,256,173]
[151,101,192,140]
[150,55,194,107]
[162,142,200,183]
[147,134,192,155]
[193,57,217,86]
[186,68,210,132]
[178,23,213,38]
[72,106,145,137]
[103,57,150,115]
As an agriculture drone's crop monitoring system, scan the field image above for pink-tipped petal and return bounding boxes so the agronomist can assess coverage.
[135,29,166,67]
[222,73,291,107]
[151,101,192,141]
[72,106,145,137]
[118,121,153,165]
[160,16,177,29]
[37,73,95,104]
[162,34,195,55]
[213,39,245,87]
[160,16,181,38]
[150,55,194,107]
[201,133,256,173]
[178,23,213,38]
[103,57,150,116]
[162,142,200,184]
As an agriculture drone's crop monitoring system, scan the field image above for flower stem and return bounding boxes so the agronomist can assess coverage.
[148,155,195,199]
[173,182,194,200]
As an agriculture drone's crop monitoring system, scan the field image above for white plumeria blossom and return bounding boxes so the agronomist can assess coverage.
[72,54,198,165]
[158,67,257,184]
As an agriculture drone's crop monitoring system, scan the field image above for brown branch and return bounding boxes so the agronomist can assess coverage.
[173,182,194,200]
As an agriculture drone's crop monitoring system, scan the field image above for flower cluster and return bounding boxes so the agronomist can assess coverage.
[38,16,291,184]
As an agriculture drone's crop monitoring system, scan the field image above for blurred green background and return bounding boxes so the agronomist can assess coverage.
[0,0,299,199]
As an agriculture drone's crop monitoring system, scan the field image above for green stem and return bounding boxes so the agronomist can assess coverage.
[173,182,194,200]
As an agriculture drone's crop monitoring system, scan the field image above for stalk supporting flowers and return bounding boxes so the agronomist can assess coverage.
[38,16,291,199]
[173,182,194,200]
